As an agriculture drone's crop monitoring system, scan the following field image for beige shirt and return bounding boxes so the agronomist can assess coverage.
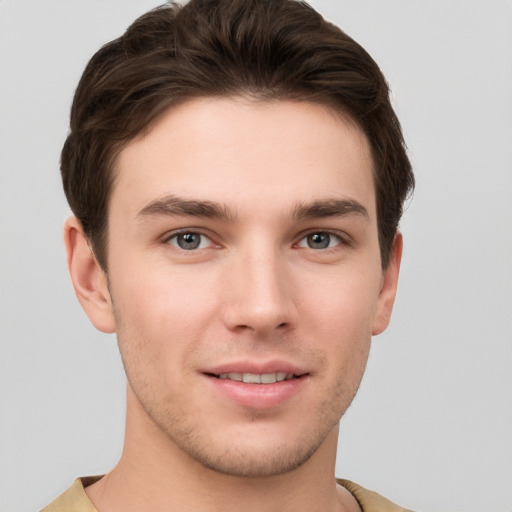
[41,476,413,512]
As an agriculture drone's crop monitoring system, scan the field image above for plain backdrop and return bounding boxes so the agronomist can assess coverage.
[1,1,511,511]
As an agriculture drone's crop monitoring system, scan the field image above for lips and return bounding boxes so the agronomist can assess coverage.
[203,362,309,409]
[216,372,296,383]
[203,361,308,382]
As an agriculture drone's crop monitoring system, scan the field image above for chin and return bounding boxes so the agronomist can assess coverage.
[185,437,324,478]
[158,415,340,479]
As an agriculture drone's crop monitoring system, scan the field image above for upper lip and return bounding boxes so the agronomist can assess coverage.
[202,360,308,377]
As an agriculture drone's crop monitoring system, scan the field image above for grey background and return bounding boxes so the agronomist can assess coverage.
[1,1,511,511]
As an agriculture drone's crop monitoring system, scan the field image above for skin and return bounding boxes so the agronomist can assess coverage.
[65,97,402,512]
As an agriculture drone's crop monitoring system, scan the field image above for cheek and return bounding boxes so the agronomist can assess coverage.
[110,261,220,365]
[297,265,379,388]
[113,253,214,317]
[300,265,381,333]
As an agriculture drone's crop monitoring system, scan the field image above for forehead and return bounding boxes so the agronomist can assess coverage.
[112,97,376,219]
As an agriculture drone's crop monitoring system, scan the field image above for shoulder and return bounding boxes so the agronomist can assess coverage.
[337,479,414,512]
[40,477,102,512]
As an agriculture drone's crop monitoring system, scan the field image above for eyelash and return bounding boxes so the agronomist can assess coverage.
[164,230,217,251]
[294,229,352,254]
[163,229,350,252]
[295,230,348,250]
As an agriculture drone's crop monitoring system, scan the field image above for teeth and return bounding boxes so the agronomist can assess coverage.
[217,372,296,384]
[243,373,261,383]
[260,373,277,384]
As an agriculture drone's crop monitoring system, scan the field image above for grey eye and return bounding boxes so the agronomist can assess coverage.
[169,232,209,250]
[298,232,342,250]
[307,232,330,249]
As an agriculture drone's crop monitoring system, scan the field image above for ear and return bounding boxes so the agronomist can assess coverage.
[64,217,116,333]
[372,232,403,335]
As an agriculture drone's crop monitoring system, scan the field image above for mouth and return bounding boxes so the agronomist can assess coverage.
[207,371,305,384]
[203,365,309,409]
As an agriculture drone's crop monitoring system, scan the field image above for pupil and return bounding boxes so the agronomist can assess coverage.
[178,233,200,250]
[308,232,330,249]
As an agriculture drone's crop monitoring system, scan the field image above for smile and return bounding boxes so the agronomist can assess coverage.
[203,362,309,408]
[215,372,297,383]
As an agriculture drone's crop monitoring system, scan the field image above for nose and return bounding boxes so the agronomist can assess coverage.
[220,245,298,336]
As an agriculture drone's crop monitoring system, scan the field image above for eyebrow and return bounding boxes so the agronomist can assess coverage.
[292,198,369,221]
[136,195,368,223]
[136,195,236,221]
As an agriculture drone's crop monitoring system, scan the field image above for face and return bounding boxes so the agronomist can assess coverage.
[74,97,400,478]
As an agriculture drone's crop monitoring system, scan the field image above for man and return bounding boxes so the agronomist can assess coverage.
[42,0,414,510]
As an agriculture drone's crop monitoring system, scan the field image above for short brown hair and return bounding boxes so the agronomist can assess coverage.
[61,0,414,270]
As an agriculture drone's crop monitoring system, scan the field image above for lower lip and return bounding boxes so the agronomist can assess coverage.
[204,375,308,409]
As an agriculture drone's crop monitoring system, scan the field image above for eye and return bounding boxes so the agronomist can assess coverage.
[167,232,212,250]
[297,232,343,250]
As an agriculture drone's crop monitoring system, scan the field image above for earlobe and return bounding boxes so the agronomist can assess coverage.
[64,217,116,333]
[372,232,403,336]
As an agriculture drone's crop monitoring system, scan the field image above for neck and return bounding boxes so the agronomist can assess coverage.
[85,386,359,512]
